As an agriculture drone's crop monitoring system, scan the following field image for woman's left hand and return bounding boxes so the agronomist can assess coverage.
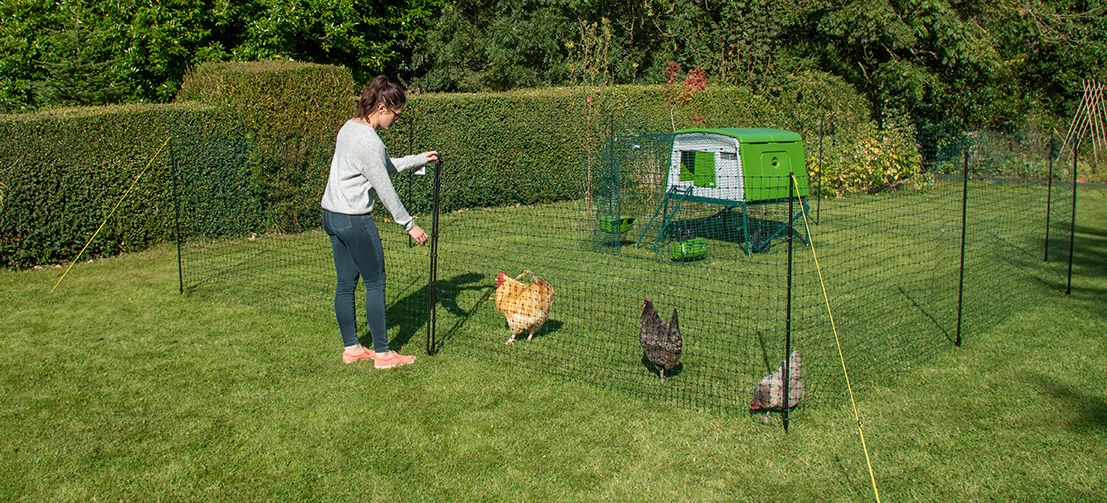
[423,151,439,164]
[408,224,429,246]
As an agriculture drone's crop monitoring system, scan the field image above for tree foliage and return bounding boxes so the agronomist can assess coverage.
[0,0,1103,133]
[0,0,442,112]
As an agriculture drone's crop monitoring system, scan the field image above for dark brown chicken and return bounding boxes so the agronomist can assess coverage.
[750,350,803,413]
[639,298,683,382]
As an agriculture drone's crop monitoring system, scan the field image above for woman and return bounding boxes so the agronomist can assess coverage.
[320,75,437,369]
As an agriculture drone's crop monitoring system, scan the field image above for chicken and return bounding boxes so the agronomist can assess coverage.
[494,270,554,344]
[750,350,804,416]
[639,298,683,382]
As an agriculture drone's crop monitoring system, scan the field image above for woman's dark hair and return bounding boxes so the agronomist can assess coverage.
[357,75,406,119]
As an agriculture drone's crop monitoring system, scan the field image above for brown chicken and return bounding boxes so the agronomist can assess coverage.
[750,350,803,414]
[494,270,554,344]
[639,298,683,382]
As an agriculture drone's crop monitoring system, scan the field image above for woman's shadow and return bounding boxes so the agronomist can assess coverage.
[381,272,488,350]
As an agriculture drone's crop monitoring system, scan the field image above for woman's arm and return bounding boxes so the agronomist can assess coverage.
[388,151,439,174]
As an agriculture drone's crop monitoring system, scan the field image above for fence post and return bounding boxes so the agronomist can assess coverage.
[955,149,969,347]
[407,124,416,248]
[783,172,795,432]
[426,157,443,355]
[170,138,184,295]
[816,116,824,224]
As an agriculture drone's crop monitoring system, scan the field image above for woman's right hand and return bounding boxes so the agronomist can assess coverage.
[408,224,429,246]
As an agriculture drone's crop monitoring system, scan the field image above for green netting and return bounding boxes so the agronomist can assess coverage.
[171,119,1078,423]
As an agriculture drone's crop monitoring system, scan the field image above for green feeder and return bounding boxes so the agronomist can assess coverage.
[670,238,708,261]
[600,215,635,234]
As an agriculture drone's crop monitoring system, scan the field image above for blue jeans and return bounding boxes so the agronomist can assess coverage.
[322,210,390,352]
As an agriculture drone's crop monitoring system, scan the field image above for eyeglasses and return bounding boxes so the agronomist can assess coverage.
[388,108,403,120]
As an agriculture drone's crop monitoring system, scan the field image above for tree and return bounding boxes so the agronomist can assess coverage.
[645,0,789,86]
[411,0,660,92]
[237,0,444,85]
[34,9,124,107]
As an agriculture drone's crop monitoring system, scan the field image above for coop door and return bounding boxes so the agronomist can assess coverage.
[678,150,717,188]
[760,150,791,178]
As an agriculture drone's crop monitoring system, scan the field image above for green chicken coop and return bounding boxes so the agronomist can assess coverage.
[598,128,811,257]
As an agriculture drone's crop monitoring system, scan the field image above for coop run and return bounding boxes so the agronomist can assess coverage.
[172,126,1056,424]
[172,132,828,420]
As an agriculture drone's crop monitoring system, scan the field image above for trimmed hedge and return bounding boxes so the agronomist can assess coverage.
[375,77,916,210]
[0,103,237,269]
[176,60,356,143]
[0,62,921,269]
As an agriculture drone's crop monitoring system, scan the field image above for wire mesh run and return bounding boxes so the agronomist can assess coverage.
[171,122,1074,422]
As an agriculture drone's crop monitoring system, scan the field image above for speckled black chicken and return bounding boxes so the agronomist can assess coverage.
[639,298,683,382]
[750,350,803,416]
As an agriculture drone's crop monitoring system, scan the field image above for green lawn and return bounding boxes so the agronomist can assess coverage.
[1,185,1104,501]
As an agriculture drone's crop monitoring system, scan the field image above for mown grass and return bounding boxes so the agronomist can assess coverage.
[1,186,1104,502]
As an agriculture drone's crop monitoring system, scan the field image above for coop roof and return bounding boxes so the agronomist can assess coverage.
[674,128,801,143]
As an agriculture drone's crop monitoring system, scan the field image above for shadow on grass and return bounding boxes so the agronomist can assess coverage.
[384,272,488,351]
[639,355,684,382]
[669,207,797,250]
[1038,221,1107,319]
[507,318,564,343]
[897,285,955,345]
[394,271,568,349]
[1027,372,1107,433]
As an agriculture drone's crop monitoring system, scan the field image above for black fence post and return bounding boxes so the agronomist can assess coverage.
[408,123,416,248]
[783,173,795,432]
[1067,142,1078,295]
[426,157,443,355]
[1045,134,1056,262]
[170,138,184,295]
[955,149,969,347]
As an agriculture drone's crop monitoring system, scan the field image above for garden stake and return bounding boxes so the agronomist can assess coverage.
[1045,133,1055,262]
[783,172,794,432]
[1067,140,1078,295]
[170,138,184,294]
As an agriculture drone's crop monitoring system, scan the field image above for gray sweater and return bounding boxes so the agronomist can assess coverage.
[320,120,426,230]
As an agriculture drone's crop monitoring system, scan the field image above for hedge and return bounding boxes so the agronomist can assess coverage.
[0,103,237,269]
[176,60,356,144]
[0,62,922,269]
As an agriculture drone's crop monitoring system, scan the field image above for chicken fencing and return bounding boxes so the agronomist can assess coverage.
[171,117,1080,426]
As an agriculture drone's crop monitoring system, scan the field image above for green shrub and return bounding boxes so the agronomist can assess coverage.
[808,116,925,195]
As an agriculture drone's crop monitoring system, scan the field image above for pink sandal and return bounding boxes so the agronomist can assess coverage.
[374,351,416,369]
